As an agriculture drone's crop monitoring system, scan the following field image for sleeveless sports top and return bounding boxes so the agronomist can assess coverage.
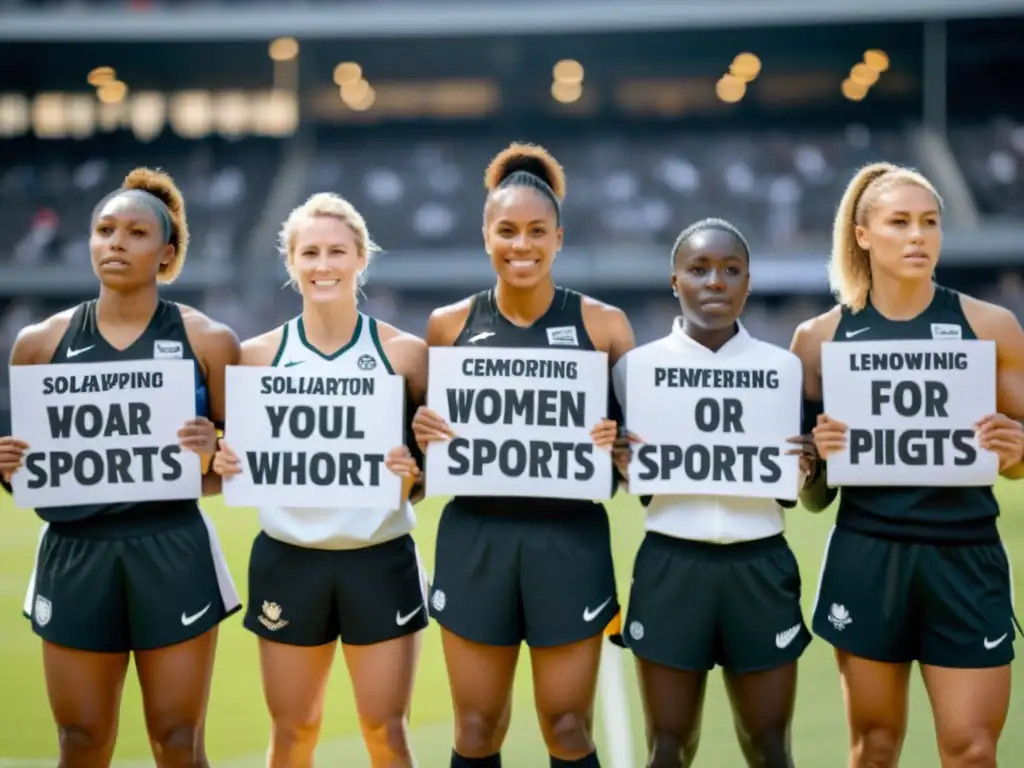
[831,284,1000,543]
[449,286,613,514]
[257,313,415,550]
[38,299,207,524]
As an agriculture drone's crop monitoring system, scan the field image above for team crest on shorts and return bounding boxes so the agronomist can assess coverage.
[258,601,289,631]
[34,595,52,627]
[431,589,446,612]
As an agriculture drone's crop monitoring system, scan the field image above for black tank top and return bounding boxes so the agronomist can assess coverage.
[450,286,611,513]
[831,284,999,543]
[38,299,208,525]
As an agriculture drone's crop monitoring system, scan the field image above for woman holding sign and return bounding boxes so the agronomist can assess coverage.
[793,162,1024,767]
[611,218,819,768]
[211,192,429,768]
[412,143,634,768]
[0,168,240,767]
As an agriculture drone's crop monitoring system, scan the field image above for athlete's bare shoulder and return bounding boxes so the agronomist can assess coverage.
[177,303,241,365]
[426,296,474,347]
[580,294,635,364]
[790,306,842,360]
[240,326,286,366]
[10,306,77,365]
[959,293,1024,343]
[375,320,428,399]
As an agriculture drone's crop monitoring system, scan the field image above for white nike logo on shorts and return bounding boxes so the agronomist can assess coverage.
[583,596,612,622]
[181,603,211,626]
[984,633,1008,650]
[775,624,802,649]
[396,605,423,626]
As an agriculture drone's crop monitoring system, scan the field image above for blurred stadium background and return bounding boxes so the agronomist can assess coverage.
[1,0,1023,766]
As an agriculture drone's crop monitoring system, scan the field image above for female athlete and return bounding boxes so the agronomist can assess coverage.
[611,218,817,768]
[0,168,241,767]
[211,192,428,768]
[412,143,634,768]
[793,162,1024,767]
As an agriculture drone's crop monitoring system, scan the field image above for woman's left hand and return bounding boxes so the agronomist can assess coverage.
[178,418,219,456]
[976,413,1024,471]
[386,445,422,479]
[590,419,619,451]
[786,434,820,488]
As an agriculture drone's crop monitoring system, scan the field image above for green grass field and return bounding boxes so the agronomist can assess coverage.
[0,485,1021,767]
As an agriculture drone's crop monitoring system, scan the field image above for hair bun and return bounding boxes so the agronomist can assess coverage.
[123,167,185,219]
[484,143,566,200]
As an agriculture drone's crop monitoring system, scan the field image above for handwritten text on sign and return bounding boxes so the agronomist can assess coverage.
[621,352,802,499]
[222,366,404,508]
[425,347,611,500]
[821,339,998,486]
[9,359,201,508]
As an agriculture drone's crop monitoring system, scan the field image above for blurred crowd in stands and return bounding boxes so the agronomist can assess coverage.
[2,115,1024,404]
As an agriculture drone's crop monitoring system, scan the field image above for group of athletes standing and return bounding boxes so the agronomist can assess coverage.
[0,142,1022,768]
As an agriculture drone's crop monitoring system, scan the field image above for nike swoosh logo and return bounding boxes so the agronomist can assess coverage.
[181,603,211,626]
[284,360,304,367]
[468,331,495,344]
[984,633,1008,650]
[582,596,613,623]
[775,624,802,649]
[396,605,423,627]
[66,345,95,358]
[845,328,870,338]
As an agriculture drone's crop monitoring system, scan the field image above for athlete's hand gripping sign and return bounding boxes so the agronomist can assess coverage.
[416,347,614,500]
[817,339,1007,485]
[4,359,209,507]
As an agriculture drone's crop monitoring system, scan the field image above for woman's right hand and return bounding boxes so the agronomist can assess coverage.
[0,436,29,482]
[411,406,454,455]
[212,439,242,478]
[812,413,849,460]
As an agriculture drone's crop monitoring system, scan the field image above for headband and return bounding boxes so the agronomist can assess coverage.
[93,188,173,243]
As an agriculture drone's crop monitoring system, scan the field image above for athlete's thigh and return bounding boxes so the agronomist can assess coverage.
[259,638,338,726]
[244,532,340,647]
[430,503,523,646]
[917,541,1016,668]
[335,534,428,647]
[126,511,241,650]
[623,533,716,673]
[342,633,422,725]
[520,505,617,649]
[836,650,912,743]
[134,628,219,734]
[920,664,1011,759]
[723,662,798,739]
[41,641,130,743]
[441,628,521,720]
[720,536,811,674]
[812,527,916,664]
[529,633,605,717]
[635,656,709,746]
[27,525,130,652]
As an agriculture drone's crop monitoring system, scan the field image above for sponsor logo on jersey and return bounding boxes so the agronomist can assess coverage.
[154,340,184,359]
[930,323,962,340]
[546,326,579,346]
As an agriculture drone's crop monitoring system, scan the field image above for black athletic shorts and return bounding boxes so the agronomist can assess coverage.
[244,532,429,647]
[812,525,1017,668]
[429,501,618,648]
[623,532,811,674]
[23,505,240,653]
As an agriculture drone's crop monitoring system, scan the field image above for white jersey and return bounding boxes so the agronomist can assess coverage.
[257,313,415,550]
[613,319,792,545]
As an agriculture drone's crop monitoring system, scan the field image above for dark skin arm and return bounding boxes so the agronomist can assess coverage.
[790,308,842,512]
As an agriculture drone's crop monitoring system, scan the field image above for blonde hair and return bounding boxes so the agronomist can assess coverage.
[277,192,381,293]
[829,162,943,312]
